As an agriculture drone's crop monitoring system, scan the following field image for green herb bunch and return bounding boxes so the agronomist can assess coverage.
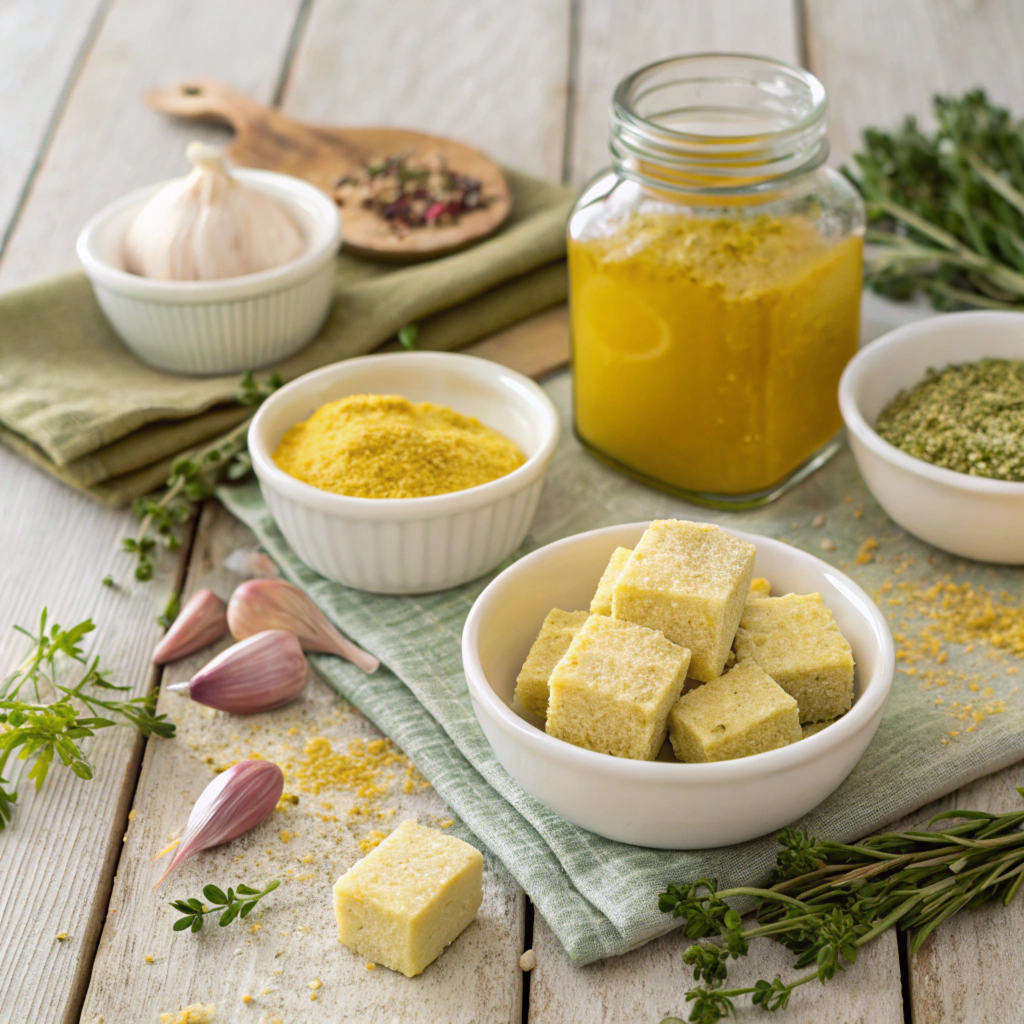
[125,371,283,582]
[847,89,1024,311]
[0,610,175,830]
[659,796,1024,1022]
[170,879,280,932]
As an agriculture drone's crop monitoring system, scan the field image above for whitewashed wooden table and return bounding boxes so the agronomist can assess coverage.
[3,2,1024,1022]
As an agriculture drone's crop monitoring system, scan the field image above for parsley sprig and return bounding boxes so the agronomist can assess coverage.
[660,797,1024,1022]
[124,371,283,583]
[170,880,280,932]
[0,610,175,830]
[847,89,1024,311]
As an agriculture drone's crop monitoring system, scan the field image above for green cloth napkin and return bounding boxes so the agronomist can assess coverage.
[218,374,1024,965]
[0,171,573,504]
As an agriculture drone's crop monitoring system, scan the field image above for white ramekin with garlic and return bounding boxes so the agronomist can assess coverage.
[77,143,341,376]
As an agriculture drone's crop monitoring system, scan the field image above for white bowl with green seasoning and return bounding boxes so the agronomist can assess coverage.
[839,311,1024,564]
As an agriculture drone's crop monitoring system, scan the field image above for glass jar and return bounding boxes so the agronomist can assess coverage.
[568,54,865,506]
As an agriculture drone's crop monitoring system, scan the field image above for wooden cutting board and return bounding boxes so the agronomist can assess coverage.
[146,78,512,262]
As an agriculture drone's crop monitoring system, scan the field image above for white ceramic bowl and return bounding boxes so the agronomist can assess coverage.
[462,522,894,849]
[76,169,341,376]
[249,351,559,594]
[840,311,1024,564]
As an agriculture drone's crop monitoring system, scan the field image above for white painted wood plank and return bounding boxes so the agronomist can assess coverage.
[529,908,902,1024]
[805,0,1024,164]
[0,0,305,288]
[905,763,1024,1023]
[80,502,525,1024]
[0,0,107,253]
[568,0,801,185]
[0,450,187,1024]
[282,0,572,180]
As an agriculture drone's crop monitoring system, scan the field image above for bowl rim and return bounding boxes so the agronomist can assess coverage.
[462,520,895,781]
[249,350,561,519]
[839,311,1024,496]
[75,167,342,299]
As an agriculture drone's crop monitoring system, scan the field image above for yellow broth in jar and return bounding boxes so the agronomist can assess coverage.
[569,213,862,496]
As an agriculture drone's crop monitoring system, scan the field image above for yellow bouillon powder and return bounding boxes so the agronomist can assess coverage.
[273,393,525,499]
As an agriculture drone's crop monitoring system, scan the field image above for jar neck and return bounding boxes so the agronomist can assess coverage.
[610,54,829,197]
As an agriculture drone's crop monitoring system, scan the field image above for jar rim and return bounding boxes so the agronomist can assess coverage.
[610,53,829,195]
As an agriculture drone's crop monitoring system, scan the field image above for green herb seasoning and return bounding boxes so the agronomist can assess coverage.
[875,358,1024,481]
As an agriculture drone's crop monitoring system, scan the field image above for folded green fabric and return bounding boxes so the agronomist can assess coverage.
[218,373,1024,965]
[0,171,573,503]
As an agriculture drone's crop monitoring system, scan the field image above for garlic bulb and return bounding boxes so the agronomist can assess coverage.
[123,142,305,281]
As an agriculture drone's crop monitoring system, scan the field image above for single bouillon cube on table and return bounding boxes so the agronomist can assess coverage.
[612,520,756,682]
[546,614,690,760]
[668,660,801,763]
[515,608,589,718]
[333,819,483,978]
[734,592,855,723]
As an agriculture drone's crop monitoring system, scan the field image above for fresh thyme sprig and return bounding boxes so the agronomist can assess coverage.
[124,371,283,583]
[170,880,280,932]
[660,798,1024,1022]
[0,610,175,831]
[846,89,1024,311]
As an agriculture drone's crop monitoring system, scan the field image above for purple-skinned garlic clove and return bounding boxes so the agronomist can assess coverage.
[227,579,379,674]
[152,588,228,665]
[154,759,283,886]
[167,630,308,715]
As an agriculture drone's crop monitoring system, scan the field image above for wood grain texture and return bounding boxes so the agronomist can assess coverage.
[0,0,107,254]
[281,0,572,180]
[80,502,525,1024]
[904,763,1024,1023]
[528,909,903,1024]
[0,0,305,288]
[805,0,1024,163]
[567,0,801,185]
[0,450,187,1024]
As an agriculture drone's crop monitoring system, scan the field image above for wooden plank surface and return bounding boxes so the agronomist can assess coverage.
[0,451,188,1024]
[0,0,305,288]
[282,0,572,181]
[0,2,309,1022]
[0,0,108,254]
[529,912,903,1024]
[80,502,526,1024]
[805,0,1024,164]
[566,0,801,185]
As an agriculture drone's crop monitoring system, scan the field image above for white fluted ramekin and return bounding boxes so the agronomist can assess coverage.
[76,169,341,376]
[249,352,560,594]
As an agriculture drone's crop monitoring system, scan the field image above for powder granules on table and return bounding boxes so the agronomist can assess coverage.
[875,358,1024,481]
[272,393,525,498]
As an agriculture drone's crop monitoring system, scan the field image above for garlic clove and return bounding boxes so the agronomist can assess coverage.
[167,630,308,715]
[152,589,229,665]
[227,579,379,674]
[123,141,305,282]
[154,760,283,886]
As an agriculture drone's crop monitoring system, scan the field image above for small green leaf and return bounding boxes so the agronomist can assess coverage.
[203,884,227,905]
[219,906,239,927]
[397,324,419,350]
[190,915,204,933]
[173,916,195,932]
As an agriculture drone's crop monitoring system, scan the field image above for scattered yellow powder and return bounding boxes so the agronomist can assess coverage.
[309,993,318,1001]
[145,954,154,964]
[56,933,68,942]
[358,829,389,853]
[241,995,251,1004]
[272,394,526,499]
[279,830,292,844]
[855,536,879,564]
[308,979,322,990]
[128,810,136,820]
[158,1005,215,1024]
[365,962,375,971]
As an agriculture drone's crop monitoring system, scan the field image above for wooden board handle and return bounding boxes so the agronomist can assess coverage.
[145,78,272,132]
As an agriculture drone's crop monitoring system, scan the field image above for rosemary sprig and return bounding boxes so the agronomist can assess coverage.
[846,89,1024,311]
[124,371,283,583]
[170,880,280,932]
[0,610,175,831]
[659,796,1024,1022]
